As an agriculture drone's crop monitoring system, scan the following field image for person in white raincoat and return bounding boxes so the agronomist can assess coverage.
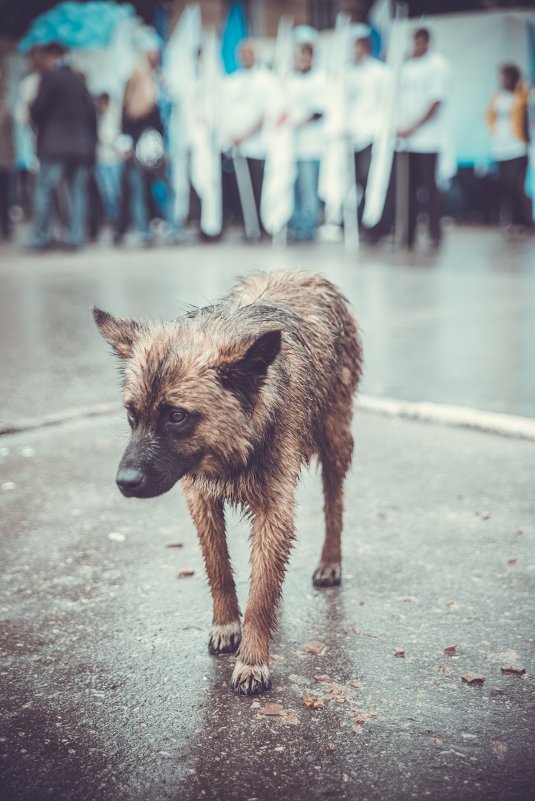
[285,41,327,242]
[396,27,452,249]
[222,41,276,238]
[345,26,388,227]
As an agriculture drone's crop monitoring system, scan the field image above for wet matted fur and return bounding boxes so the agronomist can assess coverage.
[94,271,362,694]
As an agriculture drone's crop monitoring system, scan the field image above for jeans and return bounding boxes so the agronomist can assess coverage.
[95,162,122,224]
[116,159,150,242]
[290,159,320,240]
[32,160,89,247]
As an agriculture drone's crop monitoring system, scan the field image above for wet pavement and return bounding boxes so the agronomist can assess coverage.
[1,225,534,426]
[1,227,534,801]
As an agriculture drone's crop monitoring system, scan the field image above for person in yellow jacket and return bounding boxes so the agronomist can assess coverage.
[487,64,531,231]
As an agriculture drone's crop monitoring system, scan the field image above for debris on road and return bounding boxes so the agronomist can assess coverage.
[394,647,405,658]
[443,644,457,656]
[177,568,195,578]
[166,542,184,548]
[257,703,299,725]
[461,673,485,686]
[303,641,326,655]
[500,665,526,677]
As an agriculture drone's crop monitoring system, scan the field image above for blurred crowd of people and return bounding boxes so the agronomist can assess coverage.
[0,21,532,252]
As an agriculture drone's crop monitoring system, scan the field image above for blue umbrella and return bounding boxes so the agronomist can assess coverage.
[18,1,136,52]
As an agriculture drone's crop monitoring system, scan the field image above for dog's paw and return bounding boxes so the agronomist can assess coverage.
[230,659,271,695]
[208,622,242,655]
[313,562,342,587]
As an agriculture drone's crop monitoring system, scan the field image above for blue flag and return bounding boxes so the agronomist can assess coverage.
[221,2,248,74]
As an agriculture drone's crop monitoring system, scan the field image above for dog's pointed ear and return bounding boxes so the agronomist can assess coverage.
[219,329,282,408]
[92,307,145,359]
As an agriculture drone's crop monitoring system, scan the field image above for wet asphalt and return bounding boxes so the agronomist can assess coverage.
[0,227,534,801]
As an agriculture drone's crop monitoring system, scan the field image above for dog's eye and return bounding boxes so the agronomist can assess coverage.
[168,409,188,426]
[126,409,136,428]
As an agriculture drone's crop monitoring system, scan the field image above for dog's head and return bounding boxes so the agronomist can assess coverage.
[93,307,282,498]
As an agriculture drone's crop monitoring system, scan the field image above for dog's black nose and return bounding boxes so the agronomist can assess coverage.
[116,468,144,493]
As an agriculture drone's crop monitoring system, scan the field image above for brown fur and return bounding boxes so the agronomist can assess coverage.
[94,271,362,694]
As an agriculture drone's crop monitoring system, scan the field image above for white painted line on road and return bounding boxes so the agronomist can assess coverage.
[0,402,121,436]
[359,395,535,441]
[1,397,534,442]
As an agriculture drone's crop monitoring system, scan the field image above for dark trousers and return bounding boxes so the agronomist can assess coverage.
[497,156,530,226]
[246,157,266,237]
[407,151,441,247]
[354,144,372,225]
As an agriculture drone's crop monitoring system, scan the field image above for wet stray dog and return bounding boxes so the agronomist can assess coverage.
[94,271,362,694]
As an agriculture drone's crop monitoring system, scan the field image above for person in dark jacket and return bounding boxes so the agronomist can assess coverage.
[29,43,97,249]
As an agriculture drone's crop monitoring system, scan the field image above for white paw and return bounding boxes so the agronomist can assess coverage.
[208,622,242,655]
[230,659,271,695]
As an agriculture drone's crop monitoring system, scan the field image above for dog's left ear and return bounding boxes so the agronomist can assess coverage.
[219,329,282,406]
[92,307,146,359]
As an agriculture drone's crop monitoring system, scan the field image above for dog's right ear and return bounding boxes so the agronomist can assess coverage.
[92,307,145,359]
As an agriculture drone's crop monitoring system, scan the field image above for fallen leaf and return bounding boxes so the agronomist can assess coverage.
[476,511,491,520]
[394,647,405,658]
[398,595,414,602]
[507,557,517,566]
[443,645,457,656]
[461,673,485,686]
[429,735,443,745]
[315,674,331,683]
[343,625,358,634]
[258,703,285,717]
[346,678,362,689]
[303,641,326,656]
[325,742,337,752]
[177,568,195,578]
[446,600,459,609]
[281,713,299,725]
[490,740,508,756]
[304,696,320,709]
[437,664,450,673]
[352,720,364,733]
[501,665,526,677]
[166,542,183,548]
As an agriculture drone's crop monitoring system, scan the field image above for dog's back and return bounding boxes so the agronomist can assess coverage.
[224,271,362,463]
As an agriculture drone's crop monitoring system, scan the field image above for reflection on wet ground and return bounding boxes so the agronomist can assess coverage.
[0,224,534,425]
[1,414,533,800]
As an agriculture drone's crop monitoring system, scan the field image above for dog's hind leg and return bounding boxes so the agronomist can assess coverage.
[231,490,296,695]
[313,408,354,587]
[184,485,241,654]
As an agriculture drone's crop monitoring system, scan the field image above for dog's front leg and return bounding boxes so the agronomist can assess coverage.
[231,497,295,695]
[183,484,241,654]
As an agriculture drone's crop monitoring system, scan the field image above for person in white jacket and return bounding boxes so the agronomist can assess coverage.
[285,42,326,241]
[345,26,388,227]
[222,41,276,237]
